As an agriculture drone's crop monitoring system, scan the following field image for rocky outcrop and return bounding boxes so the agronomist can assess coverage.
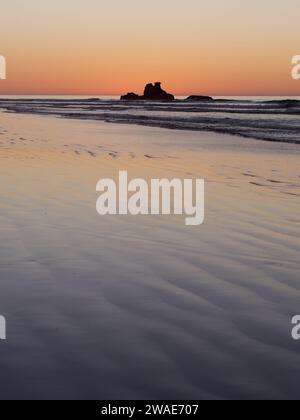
[143,82,174,101]
[120,92,141,101]
[184,95,213,101]
[121,82,175,101]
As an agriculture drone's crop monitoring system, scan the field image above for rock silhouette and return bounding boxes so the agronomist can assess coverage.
[121,82,175,101]
[143,82,175,101]
[185,95,213,101]
[120,92,141,101]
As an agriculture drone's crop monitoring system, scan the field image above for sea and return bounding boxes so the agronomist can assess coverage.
[0,95,300,144]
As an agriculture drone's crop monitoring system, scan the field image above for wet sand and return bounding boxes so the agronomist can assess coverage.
[0,112,300,399]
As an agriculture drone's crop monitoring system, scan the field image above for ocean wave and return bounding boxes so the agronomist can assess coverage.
[0,98,300,144]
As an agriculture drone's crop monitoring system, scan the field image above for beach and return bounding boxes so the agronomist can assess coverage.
[0,111,300,399]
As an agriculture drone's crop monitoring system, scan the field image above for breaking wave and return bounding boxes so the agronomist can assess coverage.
[0,97,300,144]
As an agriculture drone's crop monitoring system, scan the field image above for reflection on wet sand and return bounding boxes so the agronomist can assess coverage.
[0,112,300,399]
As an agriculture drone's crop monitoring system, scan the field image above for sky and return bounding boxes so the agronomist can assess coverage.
[0,0,299,95]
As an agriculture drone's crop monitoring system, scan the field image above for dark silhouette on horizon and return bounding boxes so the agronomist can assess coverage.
[185,95,213,101]
[121,82,175,101]
[121,82,214,102]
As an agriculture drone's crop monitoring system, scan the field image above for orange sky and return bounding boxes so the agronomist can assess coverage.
[0,0,300,96]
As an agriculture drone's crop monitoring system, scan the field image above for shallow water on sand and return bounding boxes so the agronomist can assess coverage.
[0,113,300,399]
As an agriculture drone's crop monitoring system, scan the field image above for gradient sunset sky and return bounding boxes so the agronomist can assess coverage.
[0,0,300,95]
